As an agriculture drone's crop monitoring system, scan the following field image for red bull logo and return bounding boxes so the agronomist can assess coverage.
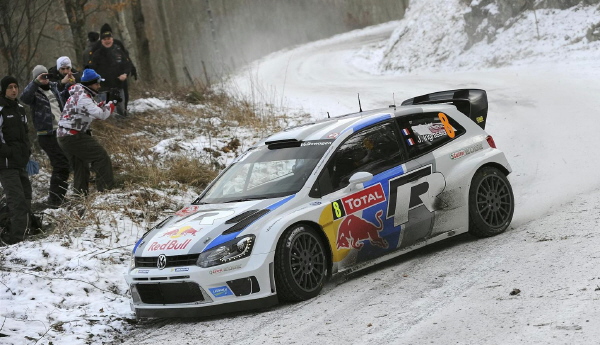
[175,205,201,217]
[337,210,388,250]
[160,226,200,239]
[147,239,192,252]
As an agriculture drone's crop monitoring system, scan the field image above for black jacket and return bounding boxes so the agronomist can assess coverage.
[0,96,30,169]
[90,43,133,90]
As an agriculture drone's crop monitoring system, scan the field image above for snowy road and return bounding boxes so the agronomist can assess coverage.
[116,22,600,345]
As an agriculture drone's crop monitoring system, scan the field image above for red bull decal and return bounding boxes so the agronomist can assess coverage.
[336,210,388,250]
[160,226,200,239]
[175,205,201,217]
[331,183,385,220]
[147,239,192,251]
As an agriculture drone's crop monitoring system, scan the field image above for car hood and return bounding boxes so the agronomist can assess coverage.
[133,196,293,256]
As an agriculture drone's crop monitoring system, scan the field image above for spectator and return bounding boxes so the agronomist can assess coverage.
[57,69,116,196]
[90,23,132,117]
[0,76,33,245]
[21,65,71,208]
[47,56,80,92]
[83,31,100,68]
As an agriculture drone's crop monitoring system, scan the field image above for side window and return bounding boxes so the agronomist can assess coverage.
[314,121,406,195]
[397,112,465,158]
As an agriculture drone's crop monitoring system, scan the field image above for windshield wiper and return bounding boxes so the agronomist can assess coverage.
[223,197,263,203]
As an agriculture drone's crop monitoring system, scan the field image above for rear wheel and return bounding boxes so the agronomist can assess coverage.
[275,224,327,302]
[468,166,514,237]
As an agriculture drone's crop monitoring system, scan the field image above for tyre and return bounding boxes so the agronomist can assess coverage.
[468,166,514,237]
[274,224,328,302]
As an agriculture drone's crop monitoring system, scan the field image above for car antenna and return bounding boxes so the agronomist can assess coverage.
[358,93,363,112]
[389,92,396,108]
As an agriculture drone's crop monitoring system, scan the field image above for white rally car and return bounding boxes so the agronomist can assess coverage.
[125,89,514,318]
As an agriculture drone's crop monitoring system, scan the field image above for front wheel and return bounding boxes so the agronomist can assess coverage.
[274,224,328,302]
[468,166,514,237]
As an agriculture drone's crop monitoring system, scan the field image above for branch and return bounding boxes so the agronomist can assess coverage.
[5,268,125,296]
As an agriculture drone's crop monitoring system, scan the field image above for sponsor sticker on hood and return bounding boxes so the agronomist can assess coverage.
[143,225,202,255]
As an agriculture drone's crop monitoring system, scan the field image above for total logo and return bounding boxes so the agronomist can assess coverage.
[160,226,200,239]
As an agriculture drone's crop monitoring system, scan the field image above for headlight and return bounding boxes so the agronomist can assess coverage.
[197,235,255,268]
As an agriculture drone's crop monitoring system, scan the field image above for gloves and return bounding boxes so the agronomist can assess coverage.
[109,101,116,113]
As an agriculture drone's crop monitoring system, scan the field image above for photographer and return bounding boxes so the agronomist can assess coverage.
[57,69,116,195]
[21,65,71,208]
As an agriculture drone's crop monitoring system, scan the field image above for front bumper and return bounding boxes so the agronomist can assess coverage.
[124,252,278,318]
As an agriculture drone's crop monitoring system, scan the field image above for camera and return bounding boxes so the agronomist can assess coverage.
[42,74,50,80]
[106,88,123,104]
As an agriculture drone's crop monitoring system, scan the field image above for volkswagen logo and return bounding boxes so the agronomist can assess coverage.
[157,254,167,270]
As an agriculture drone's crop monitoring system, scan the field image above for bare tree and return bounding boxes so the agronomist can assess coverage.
[131,0,153,83]
[157,1,178,83]
[62,0,102,68]
[0,0,52,84]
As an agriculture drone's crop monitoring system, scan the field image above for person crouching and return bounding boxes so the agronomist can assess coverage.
[57,69,116,196]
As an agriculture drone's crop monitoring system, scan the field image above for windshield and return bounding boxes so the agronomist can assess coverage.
[197,140,333,203]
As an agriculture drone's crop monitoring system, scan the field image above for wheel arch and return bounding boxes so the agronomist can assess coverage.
[477,161,510,177]
[278,220,334,279]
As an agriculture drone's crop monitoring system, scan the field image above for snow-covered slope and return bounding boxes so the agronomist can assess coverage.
[2,1,600,344]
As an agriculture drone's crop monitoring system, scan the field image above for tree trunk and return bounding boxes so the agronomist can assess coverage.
[62,0,89,68]
[112,0,136,61]
[131,0,153,83]
[157,0,178,84]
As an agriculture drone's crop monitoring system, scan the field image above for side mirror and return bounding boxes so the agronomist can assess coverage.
[348,171,373,191]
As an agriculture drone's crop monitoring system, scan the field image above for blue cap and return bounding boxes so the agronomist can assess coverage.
[80,69,104,84]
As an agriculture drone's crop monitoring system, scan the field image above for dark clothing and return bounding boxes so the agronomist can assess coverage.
[20,80,67,134]
[38,135,70,205]
[47,66,80,93]
[90,44,132,90]
[0,96,30,169]
[58,133,113,195]
[0,95,32,244]
[83,41,98,69]
[20,79,70,205]
[0,168,32,244]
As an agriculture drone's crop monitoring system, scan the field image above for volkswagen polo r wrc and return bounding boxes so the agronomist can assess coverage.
[125,89,515,318]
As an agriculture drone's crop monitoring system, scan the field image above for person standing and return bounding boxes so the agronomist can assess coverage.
[83,31,100,68]
[57,69,116,196]
[21,65,71,208]
[90,24,132,117]
[47,56,79,92]
[0,76,33,245]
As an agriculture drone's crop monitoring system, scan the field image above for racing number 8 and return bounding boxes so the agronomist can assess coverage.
[438,112,455,138]
[332,200,346,220]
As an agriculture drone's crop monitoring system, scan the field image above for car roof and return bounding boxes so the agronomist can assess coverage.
[261,103,459,144]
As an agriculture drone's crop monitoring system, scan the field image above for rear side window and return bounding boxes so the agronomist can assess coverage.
[397,112,465,158]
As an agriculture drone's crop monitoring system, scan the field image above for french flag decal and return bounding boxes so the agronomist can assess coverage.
[406,138,415,146]
[402,128,411,136]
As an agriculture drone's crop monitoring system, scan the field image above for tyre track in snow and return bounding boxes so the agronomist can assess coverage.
[115,23,600,345]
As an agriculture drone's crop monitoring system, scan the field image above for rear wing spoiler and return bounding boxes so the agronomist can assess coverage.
[401,89,488,129]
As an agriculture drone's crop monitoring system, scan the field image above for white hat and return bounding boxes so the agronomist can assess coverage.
[56,56,72,69]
